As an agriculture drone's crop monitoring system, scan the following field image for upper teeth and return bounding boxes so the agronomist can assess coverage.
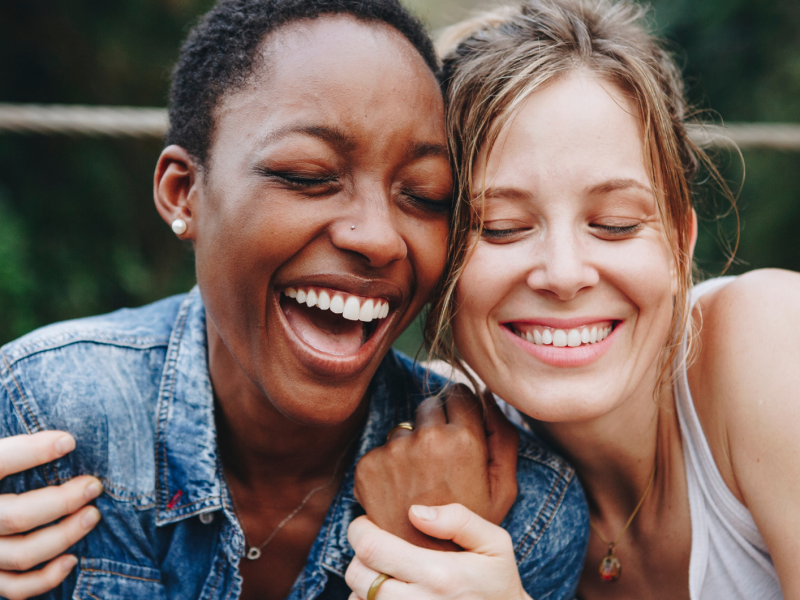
[513,323,613,347]
[283,287,389,323]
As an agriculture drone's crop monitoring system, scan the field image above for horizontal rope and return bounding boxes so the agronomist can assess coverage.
[687,123,800,151]
[0,104,168,138]
[1,103,800,150]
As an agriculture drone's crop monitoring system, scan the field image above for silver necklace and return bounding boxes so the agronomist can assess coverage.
[231,438,355,561]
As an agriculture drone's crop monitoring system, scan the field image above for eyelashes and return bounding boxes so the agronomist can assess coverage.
[589,223,642,236]
[479,222,643,242]
[257,168,450,213]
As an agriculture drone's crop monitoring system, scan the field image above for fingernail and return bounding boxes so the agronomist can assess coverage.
[411,505,438,521]
[81,507,101,528]
[61,555,78,573]
[84,481,103,500]
[55,435,75,456]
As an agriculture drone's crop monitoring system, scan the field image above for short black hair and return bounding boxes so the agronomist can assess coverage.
[166,0,438,168]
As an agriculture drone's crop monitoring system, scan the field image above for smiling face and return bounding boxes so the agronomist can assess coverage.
[190,16,451,425]
[452,72,678,422]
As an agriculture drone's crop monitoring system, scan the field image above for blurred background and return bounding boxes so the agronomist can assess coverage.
[0,0,798,354]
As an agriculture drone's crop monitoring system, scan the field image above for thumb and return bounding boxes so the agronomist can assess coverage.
[408,503,513,556]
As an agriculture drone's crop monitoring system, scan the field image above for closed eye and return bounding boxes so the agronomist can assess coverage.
[255,167,338,189]
[480,226,529,242]
[403,191,451,214]
[590,223,642,237]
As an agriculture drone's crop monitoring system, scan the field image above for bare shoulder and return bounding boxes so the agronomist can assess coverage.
[688,269,800,505]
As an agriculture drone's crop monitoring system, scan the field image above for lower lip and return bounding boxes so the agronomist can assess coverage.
[274,292,396,378]
[501,322,620,368]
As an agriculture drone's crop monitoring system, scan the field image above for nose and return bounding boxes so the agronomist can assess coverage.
[329,192,407,269]
[526,226,599,300]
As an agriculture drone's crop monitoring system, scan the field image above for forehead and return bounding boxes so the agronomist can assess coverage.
[482,72,649,191]
[209,15,445,163]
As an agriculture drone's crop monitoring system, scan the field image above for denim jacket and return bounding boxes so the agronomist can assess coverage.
[0,288,588,600]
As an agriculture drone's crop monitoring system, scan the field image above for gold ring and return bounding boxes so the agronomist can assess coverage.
[367,573,391,600]
[386,422,414,442]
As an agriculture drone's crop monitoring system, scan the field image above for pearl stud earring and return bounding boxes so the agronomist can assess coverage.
[351,225,356,230]
[171,219,187,235]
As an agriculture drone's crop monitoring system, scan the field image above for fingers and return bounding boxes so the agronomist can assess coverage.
[0,432,75,479]
[0,476,103,536]
[345,556,407,600]
[0,554,78,600]
[483,390,519,520]
[408,503,513,556]
[0,505,101,571]
[385,424,413,443]
[415,396,446,428]
[443,384,485,437]
[347,516,437,584]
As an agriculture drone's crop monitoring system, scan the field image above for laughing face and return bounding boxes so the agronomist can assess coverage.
[452,72,677,423]
[186,17,452,426]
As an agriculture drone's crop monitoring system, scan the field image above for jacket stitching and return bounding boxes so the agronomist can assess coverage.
[1,336,168,370]
[80,568,161,583]
[155,299,190,512]
[513,461,567,555]
[200,552,224,600]
[1,350,43,434]
[518,466,574,565]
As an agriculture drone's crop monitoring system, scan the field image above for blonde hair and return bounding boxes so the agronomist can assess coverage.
[425,0,737,396]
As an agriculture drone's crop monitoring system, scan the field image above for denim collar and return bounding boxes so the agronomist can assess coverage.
[153,287,432,577]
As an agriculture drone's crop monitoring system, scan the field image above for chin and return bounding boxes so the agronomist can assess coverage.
[260,374,373,427]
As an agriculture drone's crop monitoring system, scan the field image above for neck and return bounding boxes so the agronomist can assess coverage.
[207,321,367,490]
[534,379,677,518]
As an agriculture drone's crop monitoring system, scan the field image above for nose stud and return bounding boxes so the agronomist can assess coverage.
[350,225,356,230]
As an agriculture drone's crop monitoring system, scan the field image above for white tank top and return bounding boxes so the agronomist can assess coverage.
[676,277,782,599]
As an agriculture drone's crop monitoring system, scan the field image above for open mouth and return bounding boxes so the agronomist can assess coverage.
[501,319,621,368]
[279,286,390,357]
[507,320,616,347]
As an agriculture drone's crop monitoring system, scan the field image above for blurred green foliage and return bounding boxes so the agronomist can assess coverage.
[0,0,798,350]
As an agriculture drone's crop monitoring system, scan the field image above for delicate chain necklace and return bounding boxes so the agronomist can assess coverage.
[589,460,656,583]
[230,438,355,561]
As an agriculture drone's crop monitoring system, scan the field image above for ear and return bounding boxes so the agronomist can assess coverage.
[688,208,698,258]
[154,145,201,241]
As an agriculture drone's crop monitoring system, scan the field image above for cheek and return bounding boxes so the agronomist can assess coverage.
[407,219,449,295]
[451,245,509,353]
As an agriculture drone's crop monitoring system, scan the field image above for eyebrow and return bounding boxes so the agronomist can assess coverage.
[405,141,449,162]
[586,178,653,196]
[477,186,531,201]
[258,124,356,152]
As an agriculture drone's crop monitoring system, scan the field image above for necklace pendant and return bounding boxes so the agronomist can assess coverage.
[246,547,262,561]
[599,546,621,583]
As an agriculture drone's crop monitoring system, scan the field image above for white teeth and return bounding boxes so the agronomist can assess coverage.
[306,289,318,308]
[284,287,389,322]
[359,299,374,322]
[318,291,331,310]
[330,294,344,314]
[567,329,582,347]
[342,296,361,321]
[514,323,615,348]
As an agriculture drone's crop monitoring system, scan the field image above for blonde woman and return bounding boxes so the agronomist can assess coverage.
[345,1,800,599]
